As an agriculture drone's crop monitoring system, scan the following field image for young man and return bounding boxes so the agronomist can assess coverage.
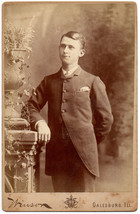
[28,31,113,192]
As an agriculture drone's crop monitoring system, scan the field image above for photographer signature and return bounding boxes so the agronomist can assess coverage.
[8,197,52,209]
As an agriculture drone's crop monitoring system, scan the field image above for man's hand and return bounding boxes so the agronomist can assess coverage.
[36,121,51,143]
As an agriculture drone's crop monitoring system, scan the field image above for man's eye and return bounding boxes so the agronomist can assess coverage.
[69,45,74,49]
[60,44,66,48]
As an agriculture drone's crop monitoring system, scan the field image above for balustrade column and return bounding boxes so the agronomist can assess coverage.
[5,129,42,193]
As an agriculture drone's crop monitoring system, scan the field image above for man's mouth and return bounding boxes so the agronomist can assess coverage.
[63,55,70,58]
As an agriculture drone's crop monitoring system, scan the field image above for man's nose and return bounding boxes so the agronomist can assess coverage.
[64,46,69,53]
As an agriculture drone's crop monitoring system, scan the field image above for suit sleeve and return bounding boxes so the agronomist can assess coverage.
[28,77,48,130]
[92,77,113,143]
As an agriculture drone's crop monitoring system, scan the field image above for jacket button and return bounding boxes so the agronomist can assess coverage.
[63,89,67,93]
[64,80,67,83]
[61,109,66,113]
[63,99,67,103]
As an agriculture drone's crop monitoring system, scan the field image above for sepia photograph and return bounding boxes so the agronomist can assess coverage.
[2,1,137,211]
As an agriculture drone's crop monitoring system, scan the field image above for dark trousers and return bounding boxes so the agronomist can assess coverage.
[51,138,96,192]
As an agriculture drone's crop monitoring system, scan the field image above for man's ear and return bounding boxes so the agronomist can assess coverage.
[79,49,85,57]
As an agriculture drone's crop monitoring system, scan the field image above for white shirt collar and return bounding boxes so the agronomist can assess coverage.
[62,65,79,76]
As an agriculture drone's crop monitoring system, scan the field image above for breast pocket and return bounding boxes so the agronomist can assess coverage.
[74,90,91,105]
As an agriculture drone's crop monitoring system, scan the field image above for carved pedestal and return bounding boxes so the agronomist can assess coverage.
[5,130,42,193]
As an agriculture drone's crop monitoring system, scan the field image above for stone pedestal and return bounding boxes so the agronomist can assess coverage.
[5,130,42,193]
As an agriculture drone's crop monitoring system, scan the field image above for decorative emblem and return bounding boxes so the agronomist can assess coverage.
[64,195,78,209]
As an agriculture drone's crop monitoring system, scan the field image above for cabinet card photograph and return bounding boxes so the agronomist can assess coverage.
[2,1,137,211]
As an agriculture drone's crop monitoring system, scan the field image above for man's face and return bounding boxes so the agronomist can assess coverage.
[59,36,85,66]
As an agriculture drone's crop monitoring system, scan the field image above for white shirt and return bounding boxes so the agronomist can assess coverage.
[62,65,79,76]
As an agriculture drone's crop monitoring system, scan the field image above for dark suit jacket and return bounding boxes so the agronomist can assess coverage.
[28,66,113,177]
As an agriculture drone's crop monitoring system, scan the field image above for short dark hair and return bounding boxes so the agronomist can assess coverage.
[61,31,86,49]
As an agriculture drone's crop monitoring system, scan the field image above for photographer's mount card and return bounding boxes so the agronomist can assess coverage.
[2,1,137,212]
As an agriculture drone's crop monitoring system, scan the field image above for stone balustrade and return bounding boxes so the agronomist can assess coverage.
[5,129,42,193]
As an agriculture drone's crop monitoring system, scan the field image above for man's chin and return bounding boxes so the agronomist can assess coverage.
[61,60,71,66]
